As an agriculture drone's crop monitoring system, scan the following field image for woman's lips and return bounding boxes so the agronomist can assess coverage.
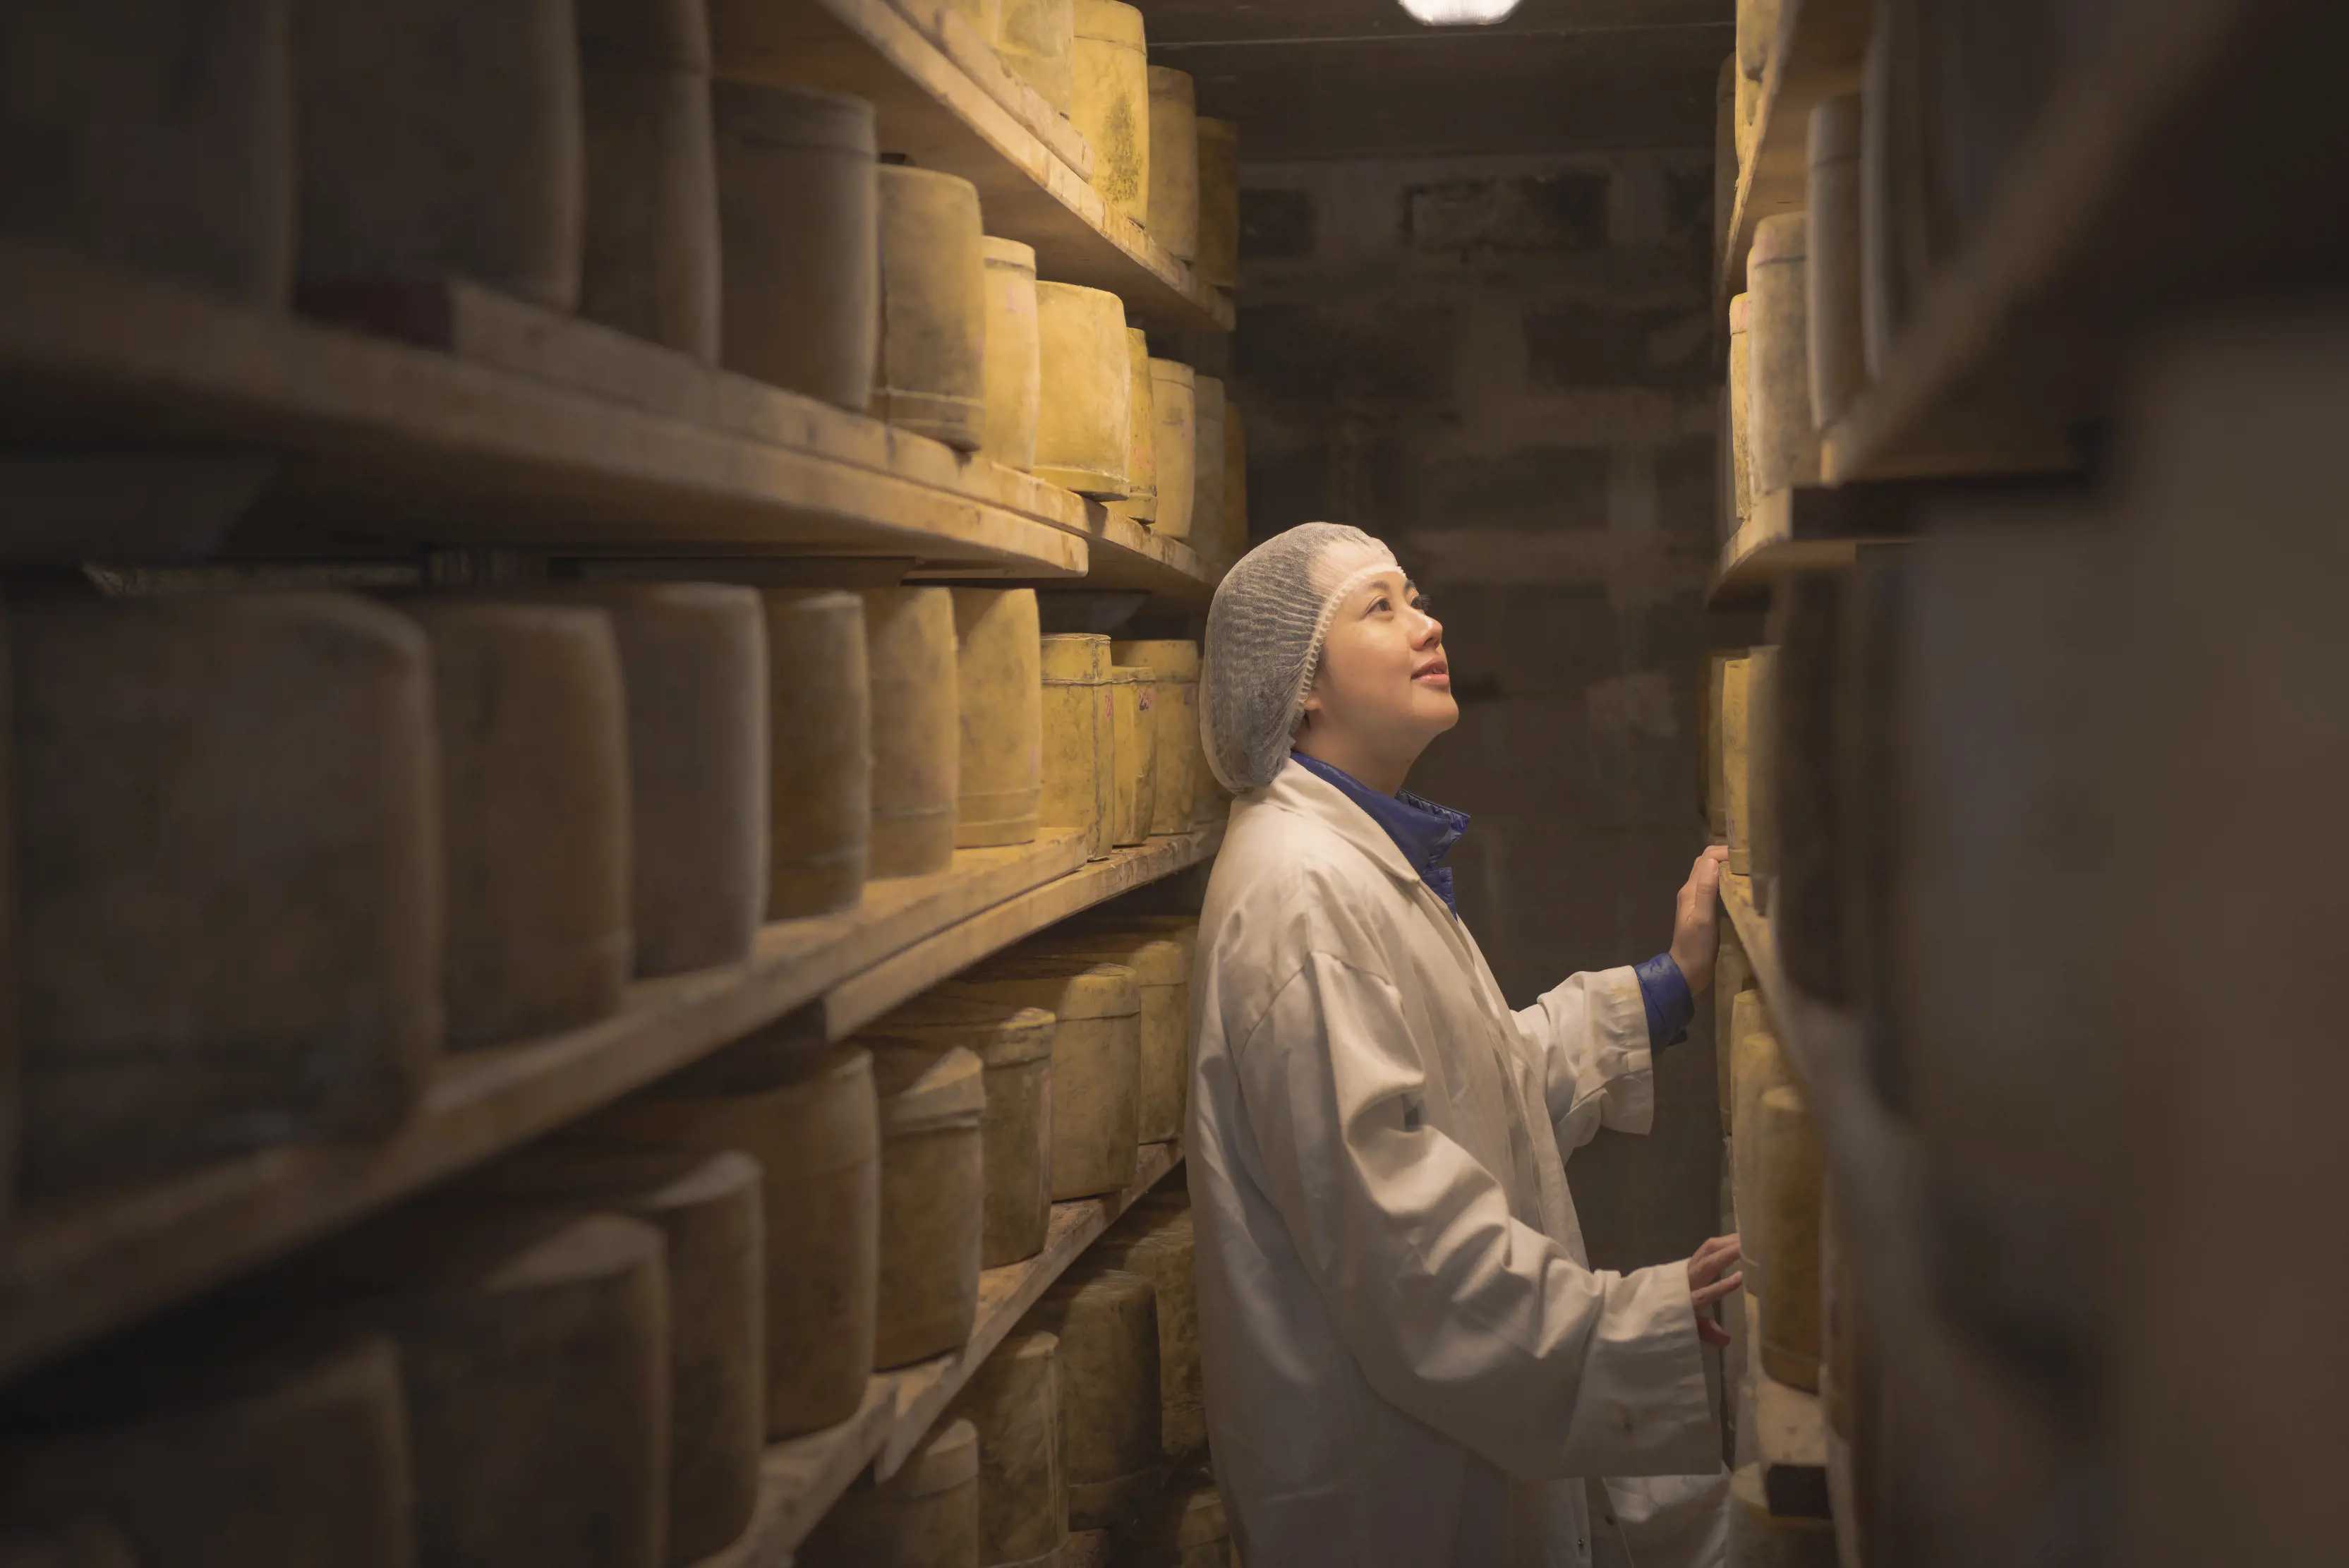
[1413,659,1450,686]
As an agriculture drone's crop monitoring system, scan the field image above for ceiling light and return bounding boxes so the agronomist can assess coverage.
[1398,0,1522,24]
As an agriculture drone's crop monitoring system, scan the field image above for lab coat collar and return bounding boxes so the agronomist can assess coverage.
[1254,755,1430,895]
[1288,751,1469,914]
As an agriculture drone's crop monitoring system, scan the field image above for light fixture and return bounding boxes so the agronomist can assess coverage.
[1397,0,1522,24]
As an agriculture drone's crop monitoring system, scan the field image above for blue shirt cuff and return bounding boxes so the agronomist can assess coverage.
[1634,953,1694,1050]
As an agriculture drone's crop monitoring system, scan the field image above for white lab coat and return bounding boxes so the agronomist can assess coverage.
[1189,759,1722,1568]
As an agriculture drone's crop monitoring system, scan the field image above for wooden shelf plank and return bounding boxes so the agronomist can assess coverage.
[1739,1293,1833,1519]
[711,0,1233,337]
[0,821,1226,1382]
[1715,0,1873,312]
[703,1144,1185,1565]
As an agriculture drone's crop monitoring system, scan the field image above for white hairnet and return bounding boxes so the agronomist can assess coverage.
[1201,521,1401,792]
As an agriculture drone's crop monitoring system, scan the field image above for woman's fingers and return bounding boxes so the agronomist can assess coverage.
[1698,1316,1732,1348]
[1693,1272,1744,1309]
[1688,1234,1744,1286]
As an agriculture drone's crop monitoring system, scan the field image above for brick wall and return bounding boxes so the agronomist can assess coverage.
[1222,148,1725,1270]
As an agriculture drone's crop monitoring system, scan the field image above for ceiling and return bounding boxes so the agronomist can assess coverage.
[1143,0,1734,162]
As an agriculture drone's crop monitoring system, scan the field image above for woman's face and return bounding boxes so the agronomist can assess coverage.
[1300,567,1458,752]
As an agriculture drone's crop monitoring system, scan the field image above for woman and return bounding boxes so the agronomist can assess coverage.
[1190,524,1741,1568]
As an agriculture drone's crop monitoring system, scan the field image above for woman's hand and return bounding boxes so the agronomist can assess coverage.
[1667,845,1732,994]
[1687,1233,1744,1347]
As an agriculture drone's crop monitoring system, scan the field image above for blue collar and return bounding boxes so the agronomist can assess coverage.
[1291,752,1471,915]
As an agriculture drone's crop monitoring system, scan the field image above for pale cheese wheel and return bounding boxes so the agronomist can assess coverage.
[996,0,1075,114]
[1715,923,1753,1118]
[866,1043,987,1368]
[1806,95,1866,430]
[13,593,437,1196]
[1752,1084,1825,1391]
[1106,664,1158,848]
[1749,215,1820,496]
[403,601,633,1048]
[1097,1203,1203,1457]
[1728,295,1755,536]
[946,956,1140,1198]
[1145,68,1200,262]
[1034,282,1131,499]
[1107,327,1159,521]
[1111,639,1202,836]
[1040,634,1115,860]
[761,589,871,917]
[873,994,1055,1267]
[1192,118,1238,291]
[0,1333,412,1568]
[980,238,1043,472]
[1727,1464,1835,1567]
[1031,927,1187,1145]
[861,588,961,879]
[1707,649,1737,842]
[948,1329,1066,1567]
[1731,1008,1794,1310]
[294,0,581,307]
[1188,377,1227,553]
[875,165,988,450]
[1115,1476,1228,1568]
[712,83,878,410]
[799,1418,979,1568]
[1071,1,1148,227]
[1147,359,1198,541]
[1720,653,1755,876]
[1032,1267,1161,1531]
[953,589,1044,849]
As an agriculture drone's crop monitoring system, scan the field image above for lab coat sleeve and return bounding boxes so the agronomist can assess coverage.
[1516,966,1655,1154]
[1231,949,1717,1483]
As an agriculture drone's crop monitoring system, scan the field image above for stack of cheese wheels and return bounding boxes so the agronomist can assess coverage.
[861,588,960,879]
[1720,651,1755,876]
[1147,359,1198,539]
[1115,1473,1230,1568]
[1727,1464,1835,1566]
[1753,1084,1825,1391]
[1189,378,1227,551]
[1039,633,1116,860]
[1071,1,1148,226]
[4,0,293,303]
[575,0,720,357]
[1145,67,1200,260]
[1034,926,1188,1145]
[1111,639,1202,833]
[468,1145,766,1563]
[314,1212,669,1568]
[874,165,988,450]
[871,994,1055,1267]
[866,1043,987,1368]
[996,0,1075,113]
[980,238,1042,471]
[945,955,1140,1198]
[1749,213,1819,497]
[1098,1193,1204,1457]
[541,583,767,977]
[11,594,437,1195]
[591,1046,880,1438]
[952,589,1044,849]
[950,1329,1066,1568]
[761,589,871,917]
[799,1418,981,1568]
[1032,1266,1163,1531]
[1105,661,1159,847]
[1192,117,1238,291]
[1220,401,1250,564]
[294,0,581,308]
[1109,326,1159,521]
[402,600,632,1047]
[1731,996,1794,1317]
[1033,282,1130,498]
[712,82,878,410]
[0,1331,412,1564]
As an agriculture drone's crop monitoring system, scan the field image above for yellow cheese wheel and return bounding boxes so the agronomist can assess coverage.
[948,1329,1066,1567]
[1145,68,1200,261]
[1034,282,1131,499]
[1112,639,1202,835]
[996,0,1075,114]
[1033,1267,1162,1531]
[1108,327,1159,521]
[1030,928,1188,1145]
[761,589,871,917]
[1749,215,1820,496]
[861,588,960,880]
[1040,633,1115,860]
[1728,294,1755,536]
[980,238,1043,471]
[799,1418,979,1568]
[1097,1202,1204,1458]
[867,1043,986,1368]
[1720,653,1755,876]
[1806,95,1866,429]
[874,164,988,451]
[871,994,1055,1267]
[1106,664,1159,848]
[1753,1084,1825,1391]
[946,956,1140,1198]
[1071,1,1148,227]
[953,588,1044,849]
[1147,358,1199,541]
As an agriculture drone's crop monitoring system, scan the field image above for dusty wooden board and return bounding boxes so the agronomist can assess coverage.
[0,244,1089,575]
[1709,484,1938,608]
[708,0,1232,336]
[1716,0,1873,310]
[701,1144,1185,1565]
[957,500,1223,604]
[889,0,1094,178]
[0,831,1092,1381]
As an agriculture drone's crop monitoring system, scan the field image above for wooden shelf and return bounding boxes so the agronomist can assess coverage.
[1716,0,1872,312]
[1740,1293,1832,1519]
[701,1142,1185,1565]
[0,823,1224,1382]
[1823,0,2349,482]
[712,0,1233,337]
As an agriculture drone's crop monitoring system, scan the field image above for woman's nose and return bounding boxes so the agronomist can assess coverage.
[1415,610,1443,647]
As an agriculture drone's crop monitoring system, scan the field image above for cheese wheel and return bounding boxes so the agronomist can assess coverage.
[1728,295,1755,536]
[0,0,292,303]
[591,1047,879,1438]
[13,593,437,1196]
[322,1213,669,1568]
[799,1419,979,1568]
[540,584,767,977]
[1188,378,1227,553]
[1115,1475,1228,1568]
[874,165,988,450]
[980,239,1043,471]
[1715,924,1753,1119]
[1039,634,1115,860]
[1707,650,1737,842]
[403,601,632,1048]
[0,1333,412,1568]
[1106,327,1158,521]
[953,589,1044,849]
[1727,1464,1835,1567]
[996,0,1075,114]
[1029,929,1187,1144]
[1034,282,1132,499]
[294,0,581,307]
[1731,1005,1794,1310]
[1806,95,1866,429]
[576,0,719,357]
[1106,664,1158,848]
[948,1331,1066,1567]
[1720,653,1755,876]
[1097,1203,1203,1458]
[861,588,961,879]
[1071,1,1148,227]
[468,1145,766,1564]
[1112,639,1201,836]
[761,589,871,918]
[1753,1085,1825,1391]
[872,994,1055,1267]
[946,956,1139,1198]
[866,1044,986,1368]
[1219,401,1250,565]
[1746,643,1781,905]
[712,82,878,410]
[1032,1267,1162,1531]
[1749,215,1820,496]
[1192,117,1238,291]
[1145,68,1200,262]
[1147,360,1198,541]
